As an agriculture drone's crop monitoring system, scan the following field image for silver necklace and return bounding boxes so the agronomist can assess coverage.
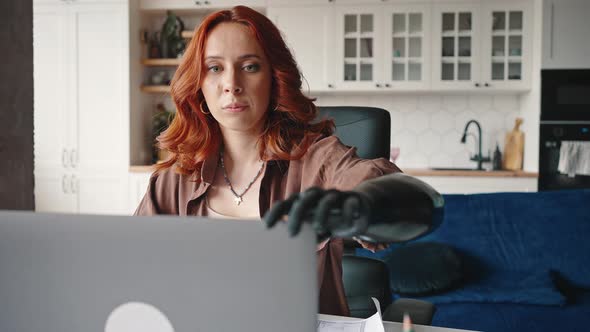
[219,150,265,206]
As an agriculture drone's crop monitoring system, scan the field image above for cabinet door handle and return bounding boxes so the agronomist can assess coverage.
[385,84,391,88]
[62,174,69,194]
[62,149,68,168]
[204,0,210,4]
[375,83,382,88]
[70,149,78,168]
[70,175,78,194]
[328,84,334,88]
[194,1,201,5]
[484,83,490,87]
[475,83,480,87]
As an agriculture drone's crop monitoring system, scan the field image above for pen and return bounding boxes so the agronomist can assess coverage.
[403,312,414,332]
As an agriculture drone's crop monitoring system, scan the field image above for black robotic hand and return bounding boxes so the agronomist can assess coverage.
[263,173,444,244]
[263,187,371,241]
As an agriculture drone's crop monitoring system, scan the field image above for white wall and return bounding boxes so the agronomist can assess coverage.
[519,0,543,172]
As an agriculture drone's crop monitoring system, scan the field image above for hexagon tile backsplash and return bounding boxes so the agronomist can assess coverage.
[315,94,521,169]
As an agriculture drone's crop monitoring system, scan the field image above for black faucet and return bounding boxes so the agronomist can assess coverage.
[461,120,490,170]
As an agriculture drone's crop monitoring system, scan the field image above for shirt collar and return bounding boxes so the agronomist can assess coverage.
[200,153,219,185]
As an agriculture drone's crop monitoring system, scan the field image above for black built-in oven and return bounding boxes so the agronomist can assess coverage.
[539,69,590,191]
[539,124,590,190]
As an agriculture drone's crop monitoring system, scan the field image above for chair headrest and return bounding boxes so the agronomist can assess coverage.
[317,106,391,160]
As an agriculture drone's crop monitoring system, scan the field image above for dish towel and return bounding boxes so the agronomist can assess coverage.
[558,141,590,177]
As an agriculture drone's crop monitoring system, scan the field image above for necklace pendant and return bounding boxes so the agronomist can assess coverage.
[234,196,243,205]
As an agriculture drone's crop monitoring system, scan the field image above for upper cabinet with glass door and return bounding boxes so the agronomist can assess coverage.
[385,4,431,90]
[432,3,481,90]
[432,1,532,91]
[140,0,265,10]
[335,7,383,90]
[335,4,430,91]
[481,1,532,90]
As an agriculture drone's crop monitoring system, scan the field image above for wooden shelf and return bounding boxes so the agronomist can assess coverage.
[130,165,155,173]
[141,58,181,66]
[181,30,194,39]
[140,85,170,93]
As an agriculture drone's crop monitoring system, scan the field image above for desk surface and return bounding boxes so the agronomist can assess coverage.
[319,314,480,332]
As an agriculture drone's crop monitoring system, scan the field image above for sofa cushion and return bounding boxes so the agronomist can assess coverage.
[385,242,462,295]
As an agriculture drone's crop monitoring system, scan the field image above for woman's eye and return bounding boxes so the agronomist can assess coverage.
[243,64,260,72]
[208,65,221,73]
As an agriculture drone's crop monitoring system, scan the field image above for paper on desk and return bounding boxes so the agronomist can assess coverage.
[317,297,385,332]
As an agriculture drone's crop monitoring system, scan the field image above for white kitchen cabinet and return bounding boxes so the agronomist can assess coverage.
[432,1,532,91]
[140,0,266,10]
[33,0,62,4]
[33,173,77,213]
[480,1,532,90]
[35,171,127,215]
[33,2,129,215]
[383,4,431,91]
[335,6,382,90]
[542,0,590,69]
[268,3,431,93]
[334,4,431,91]
[77,173,127,215]
[33,5,69,173]
[431,3,481,90]
[267,5,336,92]
[416,176,538,194]
[73,4,129,174]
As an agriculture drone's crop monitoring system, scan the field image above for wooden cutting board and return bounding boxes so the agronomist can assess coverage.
[503,118,525,170]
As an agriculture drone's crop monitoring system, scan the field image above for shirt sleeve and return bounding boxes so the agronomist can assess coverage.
[134,173,161,216]
[303,136,402,191]
[133,168,181,216]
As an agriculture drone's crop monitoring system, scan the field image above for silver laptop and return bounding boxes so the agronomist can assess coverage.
[0,211,318,332]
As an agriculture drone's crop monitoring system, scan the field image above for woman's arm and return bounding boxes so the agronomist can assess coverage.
[264,136,444,243]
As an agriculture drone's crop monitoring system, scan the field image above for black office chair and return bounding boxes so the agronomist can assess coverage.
[317,106,390,161]
[317,106,436,325]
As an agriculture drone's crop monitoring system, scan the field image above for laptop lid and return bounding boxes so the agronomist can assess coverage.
[0,211,317,332]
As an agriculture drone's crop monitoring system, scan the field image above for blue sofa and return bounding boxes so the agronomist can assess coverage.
[358,189,590,332]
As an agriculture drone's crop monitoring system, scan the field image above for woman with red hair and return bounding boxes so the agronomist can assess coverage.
[136,5,443,317]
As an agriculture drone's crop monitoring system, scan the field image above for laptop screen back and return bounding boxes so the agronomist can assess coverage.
[0,211,317,332]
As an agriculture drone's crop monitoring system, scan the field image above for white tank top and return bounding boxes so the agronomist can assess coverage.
[204,196,259,220]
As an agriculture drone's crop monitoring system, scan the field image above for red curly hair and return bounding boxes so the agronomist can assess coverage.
[155,5,334,175]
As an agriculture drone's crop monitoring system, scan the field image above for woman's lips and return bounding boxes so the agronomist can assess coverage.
[224,105,248,113]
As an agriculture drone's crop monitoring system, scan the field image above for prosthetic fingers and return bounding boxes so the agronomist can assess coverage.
[263,173,444,244]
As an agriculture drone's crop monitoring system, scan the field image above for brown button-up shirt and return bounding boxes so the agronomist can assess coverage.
[134,135,401,316]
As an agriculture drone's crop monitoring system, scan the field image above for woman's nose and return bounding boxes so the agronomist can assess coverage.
[224,85,243,94]
[222,71,243,94]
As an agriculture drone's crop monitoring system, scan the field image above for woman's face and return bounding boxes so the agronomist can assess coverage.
[200,22,272,135]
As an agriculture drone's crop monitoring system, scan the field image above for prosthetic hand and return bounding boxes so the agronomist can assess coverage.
[263,173,444,243]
